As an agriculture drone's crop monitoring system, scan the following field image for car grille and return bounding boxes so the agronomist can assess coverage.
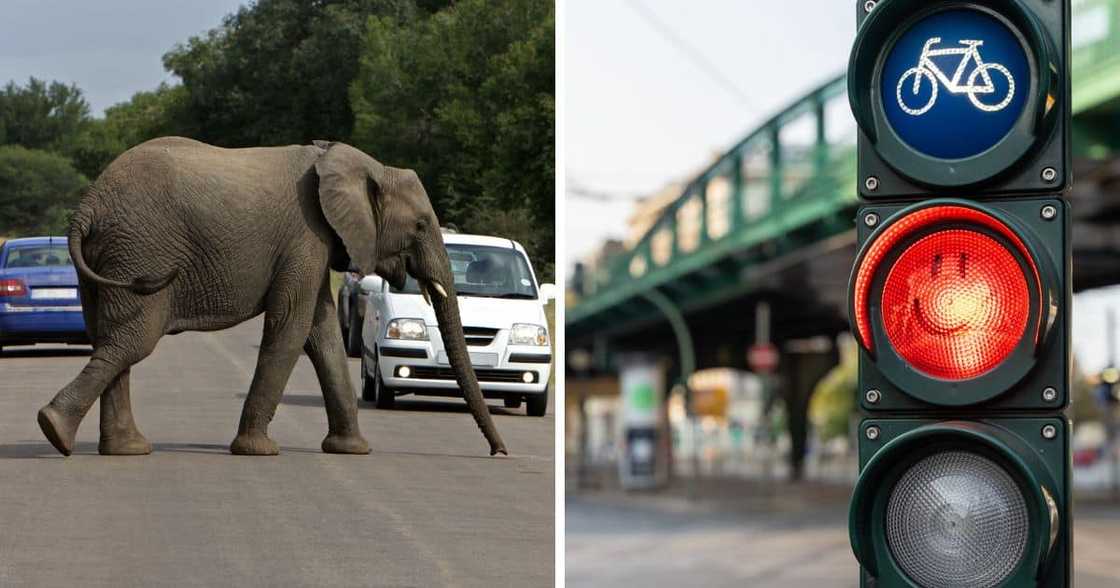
[462,326,499,347]
[409,366,528,383]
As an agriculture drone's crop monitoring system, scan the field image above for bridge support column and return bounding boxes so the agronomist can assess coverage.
[780,341,838,481]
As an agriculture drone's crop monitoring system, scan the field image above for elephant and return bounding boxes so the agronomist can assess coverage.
[36,137,508,457]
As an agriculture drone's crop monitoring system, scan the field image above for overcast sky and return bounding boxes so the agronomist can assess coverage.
[0,0,246,115]
[565,0,856,261]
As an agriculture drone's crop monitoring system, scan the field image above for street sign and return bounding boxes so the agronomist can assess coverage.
[747,343,779,373]
[849,0,1070,197]
[846,2,1072,587]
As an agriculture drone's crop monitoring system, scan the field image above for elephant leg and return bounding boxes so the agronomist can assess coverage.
[98,368,152,455]
[304,281,369,455]
[39,347,144,456]
[73,281,149,456]
[230,283,316,456]
[39,289,163,456]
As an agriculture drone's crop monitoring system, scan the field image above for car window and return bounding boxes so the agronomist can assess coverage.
[391,244,538,299]
[4,245,72,268]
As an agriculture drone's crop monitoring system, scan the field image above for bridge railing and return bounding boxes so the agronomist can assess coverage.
[579,75,857,303]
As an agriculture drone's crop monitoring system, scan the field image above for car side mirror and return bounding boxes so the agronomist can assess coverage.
[538,283,557,303]
[359,275,383,294]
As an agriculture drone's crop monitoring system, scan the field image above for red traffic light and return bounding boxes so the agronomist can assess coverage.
[881,228,1030,380]
[852,203,1047,383]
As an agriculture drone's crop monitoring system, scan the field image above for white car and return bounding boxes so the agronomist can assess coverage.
[358,233,555,416]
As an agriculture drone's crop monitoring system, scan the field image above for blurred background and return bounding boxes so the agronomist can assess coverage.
[564,1,1120,586]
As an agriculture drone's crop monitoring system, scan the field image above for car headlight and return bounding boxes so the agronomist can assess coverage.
[386,318,428,341]
[510,323,548,346]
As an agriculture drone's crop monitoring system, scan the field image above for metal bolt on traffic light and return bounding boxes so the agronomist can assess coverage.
[846,1,1072,587]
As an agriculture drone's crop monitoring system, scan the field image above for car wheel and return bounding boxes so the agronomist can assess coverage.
[504,396,522,409]
[360,352,377,403]
[346,309,362,358]
[373,350,396,410]
[526,389,548,417]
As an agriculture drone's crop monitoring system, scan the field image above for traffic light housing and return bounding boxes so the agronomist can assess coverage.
[851,419,1070,588]
[852,198,1069,413]
[849,0,1070,198]
[847,1,1073,586]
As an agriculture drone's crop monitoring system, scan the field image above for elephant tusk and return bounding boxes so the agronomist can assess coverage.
[432,282,448,298]
[421,284,432,307]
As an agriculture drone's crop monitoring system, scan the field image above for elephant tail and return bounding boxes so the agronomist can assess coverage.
[67,210,178,296]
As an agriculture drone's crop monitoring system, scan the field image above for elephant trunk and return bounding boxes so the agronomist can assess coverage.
[429,279,508,456]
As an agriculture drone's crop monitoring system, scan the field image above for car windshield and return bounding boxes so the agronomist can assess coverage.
[391,243,538,299]
[4,245,72,268]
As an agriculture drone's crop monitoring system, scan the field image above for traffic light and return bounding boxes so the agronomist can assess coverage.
[846,1,1072,587]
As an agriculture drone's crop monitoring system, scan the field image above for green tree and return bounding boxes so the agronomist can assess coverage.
[162,0,430,147]
[103,83,194,149]
[0,78,91,153]
[0,145,87,236]
[351,0,555,275]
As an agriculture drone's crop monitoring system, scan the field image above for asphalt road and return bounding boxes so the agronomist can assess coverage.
[0,317,554,587]
[567,478,1120,588]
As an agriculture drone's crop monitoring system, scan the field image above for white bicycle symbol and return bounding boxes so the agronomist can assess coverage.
[896,37,1016,116]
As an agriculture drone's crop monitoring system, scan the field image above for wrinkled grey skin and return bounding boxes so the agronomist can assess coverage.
[37,137,508,457]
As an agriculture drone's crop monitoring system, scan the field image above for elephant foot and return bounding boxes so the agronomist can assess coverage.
[99,432,153,456]
[38,404,80,456]
[230,432,280,456]
[321,432,370,455]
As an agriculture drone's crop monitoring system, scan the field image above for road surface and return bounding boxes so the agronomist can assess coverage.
[567,478,1120,587]
[0,317,554,587]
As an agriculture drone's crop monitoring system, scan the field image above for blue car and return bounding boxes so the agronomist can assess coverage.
[0,236,88,353]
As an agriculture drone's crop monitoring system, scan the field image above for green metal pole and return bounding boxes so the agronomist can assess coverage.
[640,286,696,484]
[640,287,696,381]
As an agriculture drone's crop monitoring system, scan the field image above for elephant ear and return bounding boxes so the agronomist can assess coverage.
[314,142,386,276]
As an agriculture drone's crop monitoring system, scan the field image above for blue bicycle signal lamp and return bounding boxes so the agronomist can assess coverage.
[849,0,1070,198]
[882,9,1031,159]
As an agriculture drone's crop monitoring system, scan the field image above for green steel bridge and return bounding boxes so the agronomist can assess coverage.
[566,0,1120,476]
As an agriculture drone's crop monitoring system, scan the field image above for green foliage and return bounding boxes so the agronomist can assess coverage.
[162,0,425,147]
[350,0,555,277]
[0,145,87,236]
[63,121,124,181]
[103,83,194,149]
[810,337,858,441]
[0,78,90,153]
